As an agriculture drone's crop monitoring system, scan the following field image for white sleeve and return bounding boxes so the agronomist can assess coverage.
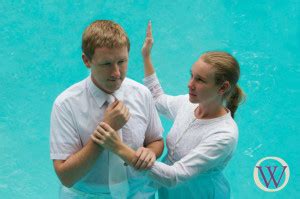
[144,89,164,146]
[148,131,237,187]
[143,73,186,121]
[50,102,82,160]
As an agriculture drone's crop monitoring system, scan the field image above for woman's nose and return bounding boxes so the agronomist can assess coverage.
[188,79,195,90]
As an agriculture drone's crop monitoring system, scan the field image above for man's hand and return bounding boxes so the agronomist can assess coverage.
[132,147,156,170]
[91,122,122,152]
[102,100,130,131]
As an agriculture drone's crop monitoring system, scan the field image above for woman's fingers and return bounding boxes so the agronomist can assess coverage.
[146,155,156,168]
[146,20,152,38]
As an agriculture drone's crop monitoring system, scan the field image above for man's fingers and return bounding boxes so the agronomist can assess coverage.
[100,122,114,133]
[108,100,119,109]
[125,108,130,121]
[94,129,105,140]
[120,103,127,115]
[110,100,123,113]
[97,125,109,135]
[91,134,104,145]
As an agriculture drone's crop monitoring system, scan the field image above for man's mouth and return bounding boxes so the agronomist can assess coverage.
[108,79,120,82]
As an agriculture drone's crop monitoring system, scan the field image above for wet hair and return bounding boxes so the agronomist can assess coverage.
[82,20,130,60]
[201,51,245,118]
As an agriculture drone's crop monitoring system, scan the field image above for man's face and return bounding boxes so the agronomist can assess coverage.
[83,46,129,94]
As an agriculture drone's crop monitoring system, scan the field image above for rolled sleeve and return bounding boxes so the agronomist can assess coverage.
[144,89,164,146]
[50,102,82,160]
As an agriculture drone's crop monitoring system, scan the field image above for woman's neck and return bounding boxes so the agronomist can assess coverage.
[194,101,227,119]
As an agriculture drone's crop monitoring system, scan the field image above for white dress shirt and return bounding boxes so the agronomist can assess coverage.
[143,73,239,199]
[50,75,163,198]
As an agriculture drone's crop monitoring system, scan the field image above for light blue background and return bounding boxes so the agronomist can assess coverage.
[0,0,299,198]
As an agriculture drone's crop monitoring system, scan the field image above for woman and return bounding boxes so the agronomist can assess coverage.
[92,21,245,198]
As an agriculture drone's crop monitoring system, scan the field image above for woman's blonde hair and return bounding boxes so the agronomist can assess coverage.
[201,51,245,118]
[82,20,130,60]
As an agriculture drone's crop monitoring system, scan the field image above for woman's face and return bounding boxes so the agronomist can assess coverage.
[188,58,221,104]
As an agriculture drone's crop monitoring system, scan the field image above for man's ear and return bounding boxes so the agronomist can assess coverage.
[82,53,91,68]
[218,81,231,95]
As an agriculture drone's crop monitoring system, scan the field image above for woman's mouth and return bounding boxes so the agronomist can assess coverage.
[189,92,196,97]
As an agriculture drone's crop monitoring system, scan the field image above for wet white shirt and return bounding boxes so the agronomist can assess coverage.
[50,75,163,197]
[143,73,238,199]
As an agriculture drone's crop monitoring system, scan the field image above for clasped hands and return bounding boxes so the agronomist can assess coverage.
[91,99,156,170]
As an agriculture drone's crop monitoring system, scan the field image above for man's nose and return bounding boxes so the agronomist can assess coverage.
[111,64,121,78]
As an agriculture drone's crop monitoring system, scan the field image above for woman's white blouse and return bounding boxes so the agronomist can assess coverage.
[143,73,239,190]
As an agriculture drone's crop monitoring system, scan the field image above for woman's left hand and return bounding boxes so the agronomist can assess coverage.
[142,20,154,58]
[91,122,122,152]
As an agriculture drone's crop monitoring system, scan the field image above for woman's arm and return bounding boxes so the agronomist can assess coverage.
[142,21,186,120]
[142,21,155,77]
[148,131,237,187]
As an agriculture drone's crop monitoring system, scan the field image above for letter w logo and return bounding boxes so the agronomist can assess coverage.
[256,166,287,188]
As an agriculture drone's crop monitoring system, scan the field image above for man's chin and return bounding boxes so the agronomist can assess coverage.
[106,84,121,93]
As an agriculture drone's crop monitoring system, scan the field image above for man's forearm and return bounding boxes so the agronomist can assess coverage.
[145,139,164,158]
[54,139,103,187]
[114,142,137,167]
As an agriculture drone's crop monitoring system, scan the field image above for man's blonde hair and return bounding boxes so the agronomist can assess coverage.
[82,20,130,60]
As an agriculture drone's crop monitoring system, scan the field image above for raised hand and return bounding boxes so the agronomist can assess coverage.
[142,20,154,58]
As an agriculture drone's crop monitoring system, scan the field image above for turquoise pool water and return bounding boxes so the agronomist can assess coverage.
[0,0,299,198]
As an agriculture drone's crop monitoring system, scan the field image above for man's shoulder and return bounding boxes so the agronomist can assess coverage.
[54,78,87,107]
[123,77,150,94]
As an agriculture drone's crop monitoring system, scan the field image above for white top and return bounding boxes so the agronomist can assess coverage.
[144,73,238,199]
[50,75,163,196]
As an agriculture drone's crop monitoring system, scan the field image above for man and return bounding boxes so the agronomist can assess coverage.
[50,20,164,198]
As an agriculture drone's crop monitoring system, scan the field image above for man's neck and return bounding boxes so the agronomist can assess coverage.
[91,75,113,94]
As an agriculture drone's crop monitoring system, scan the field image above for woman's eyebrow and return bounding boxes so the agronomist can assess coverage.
[190,70,207,80]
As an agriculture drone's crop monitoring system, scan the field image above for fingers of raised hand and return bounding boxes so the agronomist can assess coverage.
[146,20,152,38]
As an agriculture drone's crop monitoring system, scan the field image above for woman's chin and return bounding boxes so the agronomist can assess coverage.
[189,96,198,103]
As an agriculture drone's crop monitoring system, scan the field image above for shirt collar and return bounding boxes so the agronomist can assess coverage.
[87,75,124,108]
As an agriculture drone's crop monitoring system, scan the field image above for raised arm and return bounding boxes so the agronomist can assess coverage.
[142,20,155,77]
[142,21,186,120]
